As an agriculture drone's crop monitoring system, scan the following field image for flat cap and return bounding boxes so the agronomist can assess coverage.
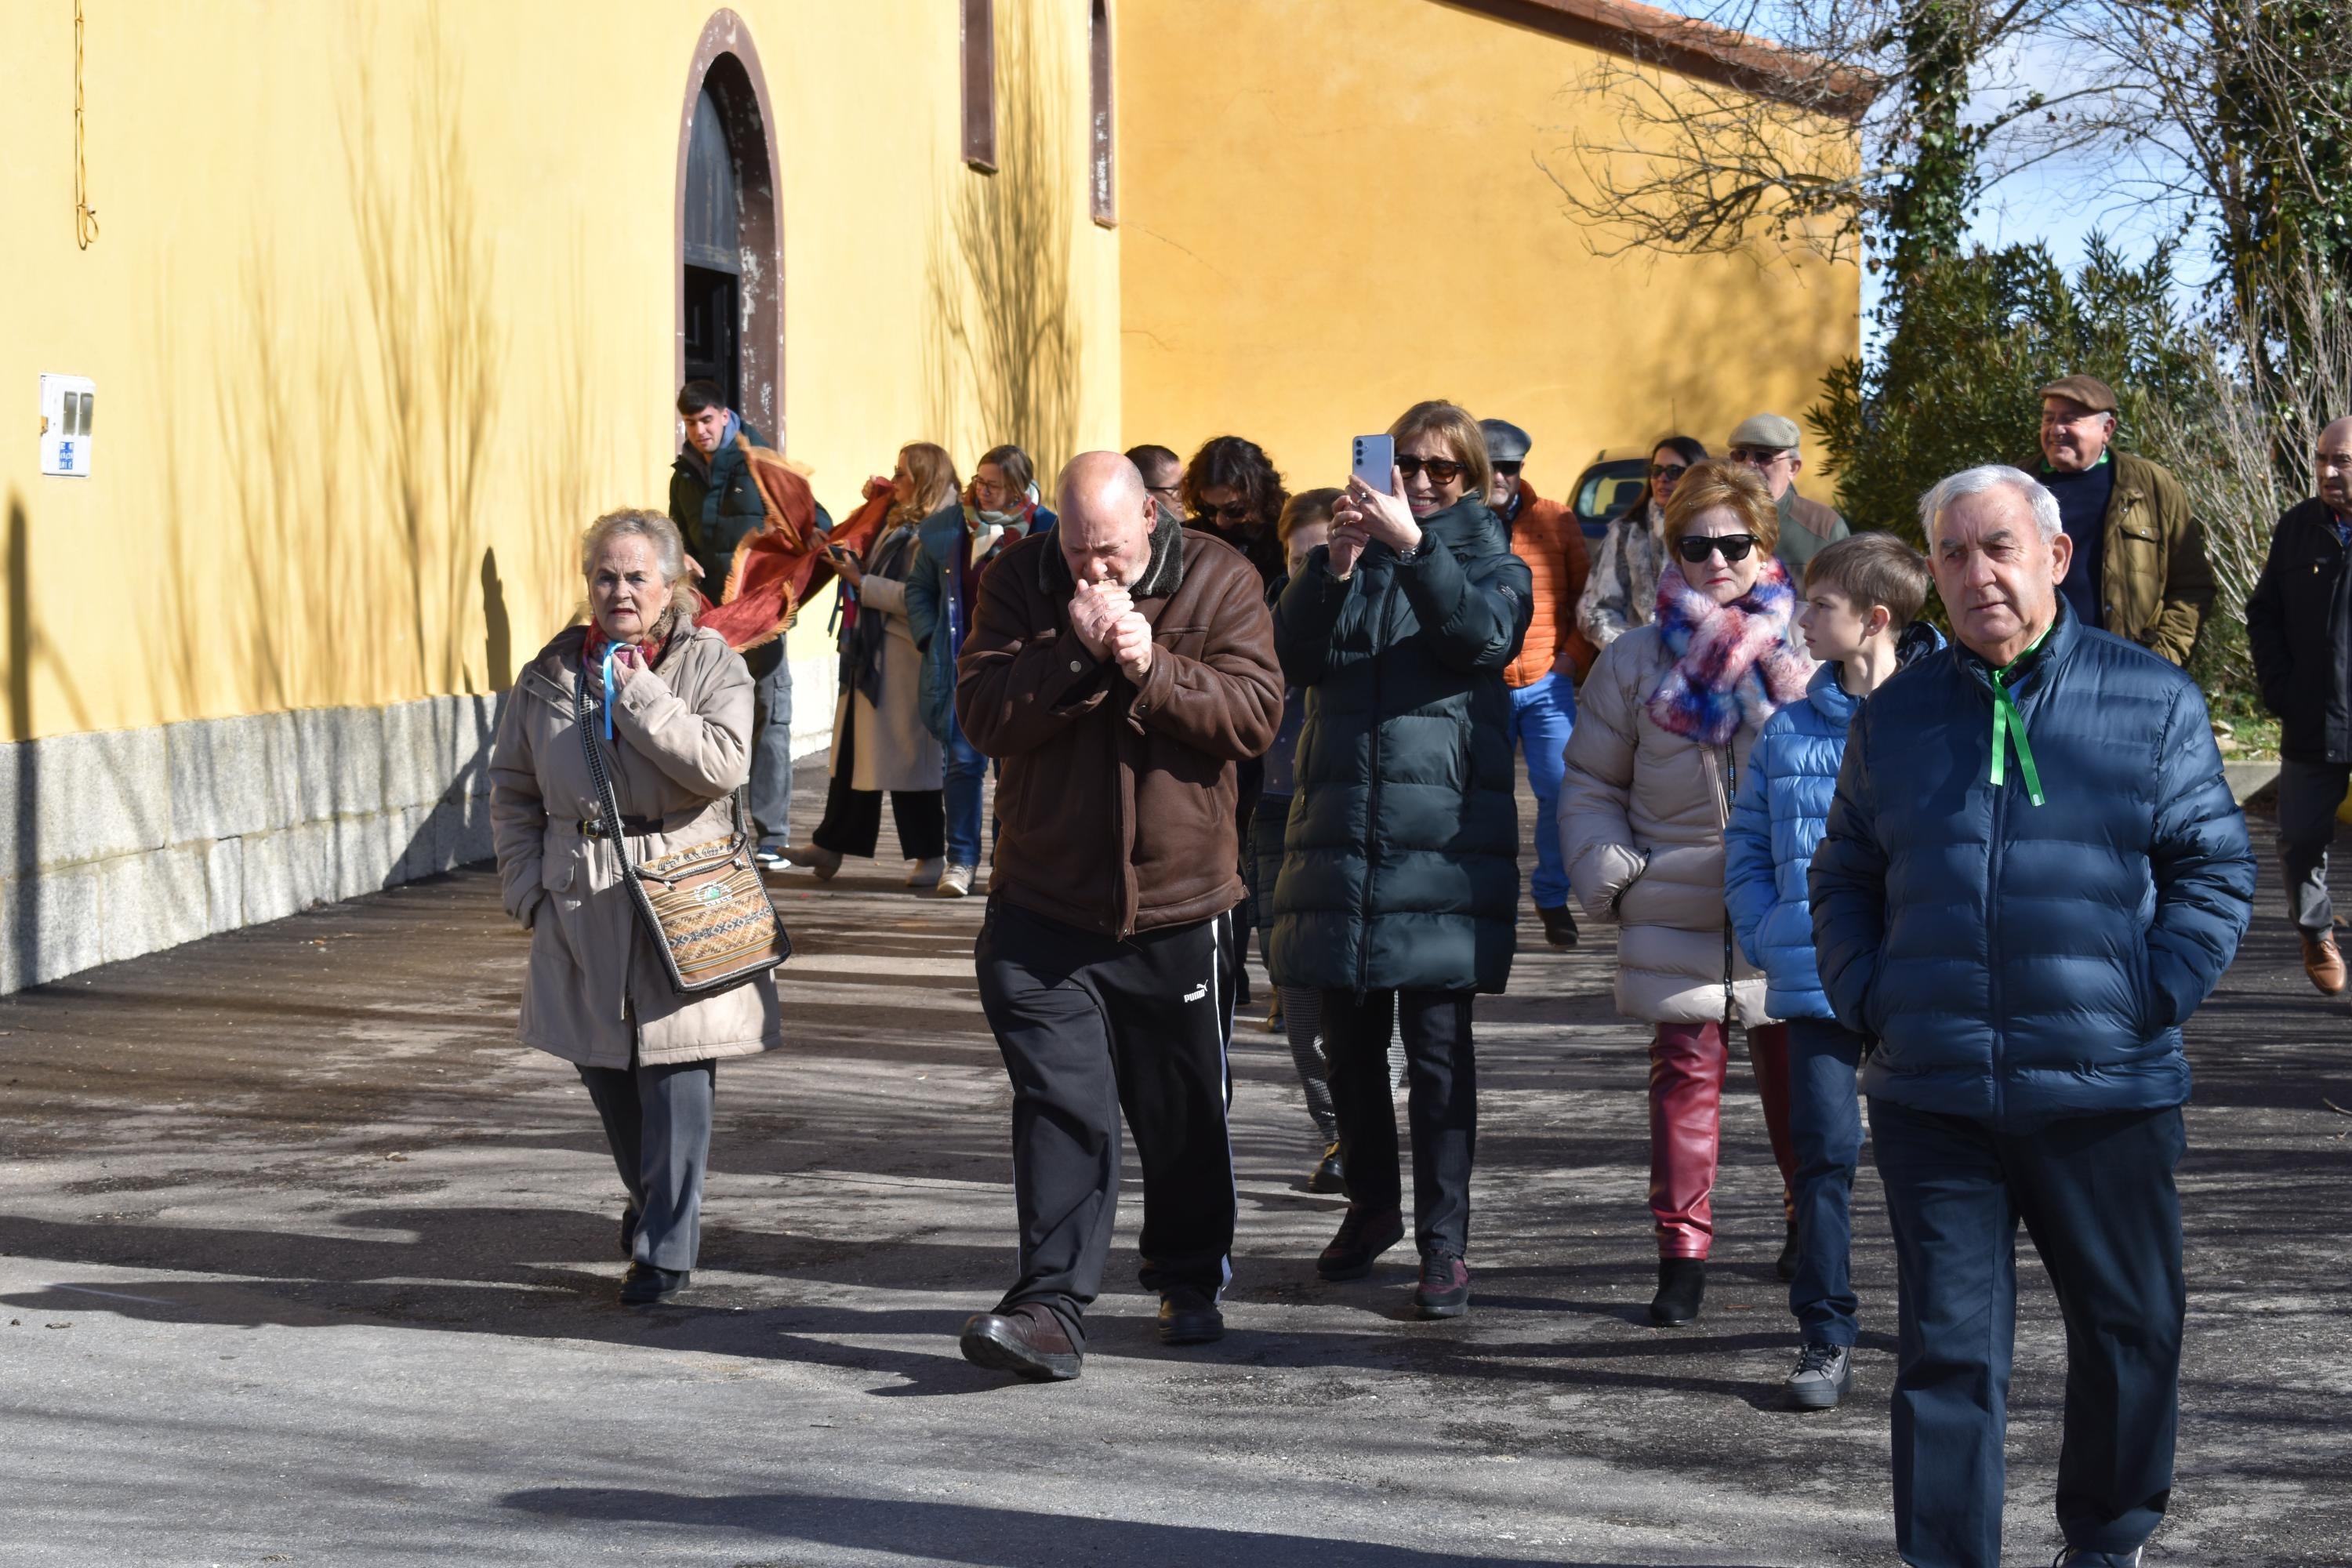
[2037,373,2118,413]
[1728,412,1802,452]
[1478,418,1531,464]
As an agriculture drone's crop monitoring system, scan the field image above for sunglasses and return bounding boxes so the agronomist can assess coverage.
[1729,447,1792,466]
[1490,461,1523,478]
[1196,501,1256,524]
[1675,533,1762,564]
[1650,462,1689,481]
[1396,456,1468,482]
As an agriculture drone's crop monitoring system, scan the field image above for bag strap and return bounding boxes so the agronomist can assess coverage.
[577,670,756,860]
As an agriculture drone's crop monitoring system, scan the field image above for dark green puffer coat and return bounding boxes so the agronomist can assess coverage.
[1268,497,1534,994]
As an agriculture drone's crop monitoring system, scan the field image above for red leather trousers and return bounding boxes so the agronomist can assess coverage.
[1649,1020,1797,1258]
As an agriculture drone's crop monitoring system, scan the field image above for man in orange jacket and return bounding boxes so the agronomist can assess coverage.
[1481,418,1592,949]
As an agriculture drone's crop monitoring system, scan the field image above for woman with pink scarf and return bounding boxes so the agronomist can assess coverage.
[1559,460,1815,1328]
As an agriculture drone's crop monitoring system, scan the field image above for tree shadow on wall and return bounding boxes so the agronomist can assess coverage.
[927,0,1084,482]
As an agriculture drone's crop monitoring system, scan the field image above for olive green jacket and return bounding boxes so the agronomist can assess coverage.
[2097,451,2212,666]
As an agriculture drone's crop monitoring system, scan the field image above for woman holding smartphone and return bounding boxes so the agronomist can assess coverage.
[1269,401,1533,1319]
[1558,459,1813,1328]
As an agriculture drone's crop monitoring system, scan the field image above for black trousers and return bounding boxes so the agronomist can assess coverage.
[811,771,946,861]
[974,898,1236,1348]
[576,1058,716,1272]
[1871,1099,2186,1568]
[1322,987,1477,1258]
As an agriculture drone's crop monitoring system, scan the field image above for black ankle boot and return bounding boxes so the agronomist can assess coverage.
[1650,1257,1705,1326]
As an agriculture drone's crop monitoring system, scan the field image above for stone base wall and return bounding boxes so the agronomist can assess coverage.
[0,653,835,995]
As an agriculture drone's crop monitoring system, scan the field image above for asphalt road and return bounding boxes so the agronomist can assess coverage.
[2,772,2347,1566]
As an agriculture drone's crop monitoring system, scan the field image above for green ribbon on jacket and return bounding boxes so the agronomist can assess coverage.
[1988,627,2051,807]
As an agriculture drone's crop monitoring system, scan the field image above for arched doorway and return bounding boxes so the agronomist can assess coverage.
[675,13,782,442]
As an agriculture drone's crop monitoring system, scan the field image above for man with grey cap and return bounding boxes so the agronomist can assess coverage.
[1728,412,1849,575]
[2036,372,2211,665]
[1482,416,1592,948]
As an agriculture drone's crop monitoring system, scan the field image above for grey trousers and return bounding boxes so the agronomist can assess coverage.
[746,641,793,848]
[577,1059,716,1272]
[2275,760,2350,933]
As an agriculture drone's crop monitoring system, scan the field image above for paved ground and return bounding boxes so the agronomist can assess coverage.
[2,768,2348,1566]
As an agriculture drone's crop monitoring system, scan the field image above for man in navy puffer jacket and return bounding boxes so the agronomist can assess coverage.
[1811,466,2253,1568]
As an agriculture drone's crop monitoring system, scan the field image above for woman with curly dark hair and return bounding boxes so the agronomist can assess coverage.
[1182,435,1289,589]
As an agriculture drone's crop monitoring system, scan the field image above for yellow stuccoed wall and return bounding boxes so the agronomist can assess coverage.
[0,0,1121,744]
[1118,0,1860,506]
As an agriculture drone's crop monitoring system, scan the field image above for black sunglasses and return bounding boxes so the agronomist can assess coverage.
[1195,501,1256,524]
[1675,533,1762,564]
[1650,462,1690,481]
[1490,460,1523,478]
[1396,456,1468,482]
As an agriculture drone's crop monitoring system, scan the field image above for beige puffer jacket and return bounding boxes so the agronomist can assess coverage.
[1557,624,1772,1026]
[488,623,784,1069]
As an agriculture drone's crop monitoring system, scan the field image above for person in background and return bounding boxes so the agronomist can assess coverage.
[666,379,828,872]
[954,452,1281,1381]
[1481,417,1592,950]
[1725,532,1937,1412]
[908,444,1058,899]
[488,509,782,1307]
[804,443,956,888]
[1559,460,1812,1328]
[1578,435,1708,652]
[1127,443,1185,528]
[2246,416,2352,995]
[1272,400,1532,1321]
[1813,464,2252,1568]
[1726,413,1848,578]
[2035,373,2212,666]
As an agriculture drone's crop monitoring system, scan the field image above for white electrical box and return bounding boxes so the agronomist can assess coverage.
[40,374,96,478]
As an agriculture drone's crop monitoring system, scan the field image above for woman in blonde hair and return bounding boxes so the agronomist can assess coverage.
[804,443,957,886]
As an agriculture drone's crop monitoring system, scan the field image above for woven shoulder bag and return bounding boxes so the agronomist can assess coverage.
[575,677,790,995]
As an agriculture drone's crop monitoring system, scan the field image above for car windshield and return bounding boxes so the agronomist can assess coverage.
[1573,459,1650,526]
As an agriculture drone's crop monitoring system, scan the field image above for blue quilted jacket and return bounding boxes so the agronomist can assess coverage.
[1808,605,2255,1131]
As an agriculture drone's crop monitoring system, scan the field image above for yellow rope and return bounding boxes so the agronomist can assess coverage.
[74,0,98,249]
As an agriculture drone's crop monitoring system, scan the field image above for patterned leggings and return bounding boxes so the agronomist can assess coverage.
[1278,985,1406,1149]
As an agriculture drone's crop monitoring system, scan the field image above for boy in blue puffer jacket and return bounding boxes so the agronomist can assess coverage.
[1725,533,1936,1412]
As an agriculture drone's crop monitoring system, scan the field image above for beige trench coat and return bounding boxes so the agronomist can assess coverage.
[488,623,784,1069]
[1557,624,1773,1027]
[828,526,943,793]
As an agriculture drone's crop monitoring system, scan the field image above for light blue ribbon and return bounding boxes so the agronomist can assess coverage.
[601,643,622,741]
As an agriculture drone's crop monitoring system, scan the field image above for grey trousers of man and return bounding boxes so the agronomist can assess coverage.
[577,1059,716,1272]
[746,641,793,848]
[2275,760,2350,932]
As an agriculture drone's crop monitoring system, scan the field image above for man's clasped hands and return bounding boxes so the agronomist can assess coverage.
[1069,580,1155,681]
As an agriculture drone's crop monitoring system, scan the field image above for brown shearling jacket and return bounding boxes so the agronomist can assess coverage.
[955,516,1283,938]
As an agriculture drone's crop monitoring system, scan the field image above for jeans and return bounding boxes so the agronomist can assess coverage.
[1648,1020,1795,1258]
[1788,1016,1867,1345]
[1506,670,1576,910]
[746,641,793,848]
[944,721,988,868]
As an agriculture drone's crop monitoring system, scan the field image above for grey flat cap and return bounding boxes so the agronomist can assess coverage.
[1729,412,1802,452]
[1479,418,1531,464]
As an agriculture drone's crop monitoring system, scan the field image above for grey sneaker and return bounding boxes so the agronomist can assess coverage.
[905,855,945,888]
[935,862,975,898]
[1785,1340,1853,1410]
[2053,1549,2142,1567]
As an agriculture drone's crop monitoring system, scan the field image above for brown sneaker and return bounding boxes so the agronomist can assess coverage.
[2303,925,2349,996]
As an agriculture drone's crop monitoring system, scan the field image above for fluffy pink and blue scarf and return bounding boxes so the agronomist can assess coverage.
[1646,558,1814,746]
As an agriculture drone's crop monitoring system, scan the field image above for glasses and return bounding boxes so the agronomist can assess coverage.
[1490,461,1523,478]
[1650,462,1690,481]
[1675,533,1762,564]
[1728,448,1791,466]
[1196,502,1256,524]
[1148,483,1181,499]
[1396,456,1468,482]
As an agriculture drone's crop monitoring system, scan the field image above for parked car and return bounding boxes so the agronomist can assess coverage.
[1568,450,1651,543]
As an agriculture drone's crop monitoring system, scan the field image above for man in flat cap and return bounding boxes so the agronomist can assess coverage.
[2037,373,2212,666]
[1481,417,1592,949]
[1727,413,1849,575]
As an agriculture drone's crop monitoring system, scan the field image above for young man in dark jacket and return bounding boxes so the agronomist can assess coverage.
[2246,416,2352,993]
[1811,464,2253,1568]
[951,452,1282,1381]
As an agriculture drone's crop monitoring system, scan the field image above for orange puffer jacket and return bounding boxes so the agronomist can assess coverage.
[1504,481,1595,688]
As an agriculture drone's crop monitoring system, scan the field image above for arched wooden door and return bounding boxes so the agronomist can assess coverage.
[675,13,783,443]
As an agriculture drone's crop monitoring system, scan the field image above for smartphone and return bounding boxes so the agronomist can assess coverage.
[1351,434,1394,495]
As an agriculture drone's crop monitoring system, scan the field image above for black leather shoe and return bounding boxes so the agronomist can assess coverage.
[1650,1257,1705,1326]
[1775,1223,1799,1282]
[1157,1286,1225,1345]
[1305,1142,1345,1194]
[619,1262,688,1305]
[960,1303,1083,1381]
[1539,904,1581,949]
[619,1206,639,1260]
[1316,1203,1405,1281]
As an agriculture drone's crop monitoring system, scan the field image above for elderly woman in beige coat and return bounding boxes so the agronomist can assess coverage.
[1559,462,1812,1328]
[804,442,956,887]
[489,508,782,1306]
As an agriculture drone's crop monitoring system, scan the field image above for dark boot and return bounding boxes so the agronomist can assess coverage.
[1156,1286,1225,1345]
[1316,1203,1405,1281]
[1305,1141,1345,1194]
[1650,1257,1705,1326]
[1538,904,1580,949]
[619,1263,688,1305]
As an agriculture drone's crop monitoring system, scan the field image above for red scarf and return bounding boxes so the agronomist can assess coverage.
[583,622,673,672]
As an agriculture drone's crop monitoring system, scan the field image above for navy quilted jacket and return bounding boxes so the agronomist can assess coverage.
[1268,497,1534,993]
[1809,606,2254,1130]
